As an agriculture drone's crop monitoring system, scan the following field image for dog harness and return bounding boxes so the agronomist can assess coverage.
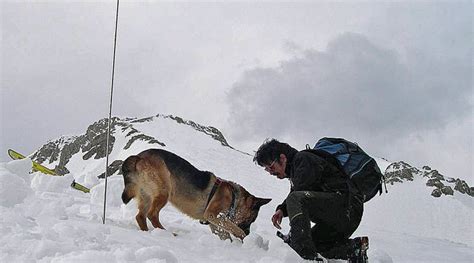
[204,177,238,219]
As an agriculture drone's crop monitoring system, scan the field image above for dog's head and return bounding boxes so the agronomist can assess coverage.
[232,186,271,236]
[121,155,143,204]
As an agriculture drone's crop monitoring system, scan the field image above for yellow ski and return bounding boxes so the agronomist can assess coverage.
[71,180,90,193]
[8,149,56,175]
[7,149,90,193]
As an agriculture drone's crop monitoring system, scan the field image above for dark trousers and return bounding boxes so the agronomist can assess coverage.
[286,191,363,259]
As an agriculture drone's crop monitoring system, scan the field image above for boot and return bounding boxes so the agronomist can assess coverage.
[316,239,351,260]
[348,236,369,263]
[277,231,327,262]
[288,215,323,261]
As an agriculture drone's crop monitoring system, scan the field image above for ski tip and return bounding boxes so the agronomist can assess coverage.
[8,149,26,160]
[70,180,91,193]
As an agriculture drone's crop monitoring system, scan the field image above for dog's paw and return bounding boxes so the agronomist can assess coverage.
[233,229,246,241]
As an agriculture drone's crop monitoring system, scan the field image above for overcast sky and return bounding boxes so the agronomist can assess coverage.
[1,1,472,182]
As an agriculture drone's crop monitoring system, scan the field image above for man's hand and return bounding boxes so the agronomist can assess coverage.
[272,209,284,229]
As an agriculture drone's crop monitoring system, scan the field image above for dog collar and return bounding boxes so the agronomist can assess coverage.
[204,177,238,219]
[228,184,238,219]
[204,178,222,210]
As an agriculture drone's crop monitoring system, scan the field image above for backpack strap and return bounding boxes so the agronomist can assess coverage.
[302,149,345,175]
[303,149,362,197]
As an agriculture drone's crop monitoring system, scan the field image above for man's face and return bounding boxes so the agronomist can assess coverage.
[263,154,287,179]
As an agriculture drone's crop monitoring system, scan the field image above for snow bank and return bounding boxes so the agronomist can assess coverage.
[0,159,33,207]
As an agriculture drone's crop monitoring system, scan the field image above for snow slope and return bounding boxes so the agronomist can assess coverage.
[1,116,473,262]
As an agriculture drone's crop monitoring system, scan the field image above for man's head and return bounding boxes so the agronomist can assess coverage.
[253,139,297,179]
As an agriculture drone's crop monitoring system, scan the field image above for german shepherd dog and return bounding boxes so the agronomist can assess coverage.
[121,149,271,241]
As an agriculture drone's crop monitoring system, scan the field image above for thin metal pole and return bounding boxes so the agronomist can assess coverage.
[103,0,120,225]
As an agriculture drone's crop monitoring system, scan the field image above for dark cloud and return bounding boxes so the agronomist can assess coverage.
[227,33,472,150]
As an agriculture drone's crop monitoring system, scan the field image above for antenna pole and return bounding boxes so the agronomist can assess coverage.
[103,0,120,225]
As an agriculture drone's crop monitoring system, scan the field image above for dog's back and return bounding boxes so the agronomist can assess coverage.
[152,149,212,192]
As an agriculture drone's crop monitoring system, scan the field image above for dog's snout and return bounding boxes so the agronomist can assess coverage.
[243,228,250,235]
[122,191,132,204]
[239,223,251,236]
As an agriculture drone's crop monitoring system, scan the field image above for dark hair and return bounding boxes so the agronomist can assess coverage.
[253,139,297,166]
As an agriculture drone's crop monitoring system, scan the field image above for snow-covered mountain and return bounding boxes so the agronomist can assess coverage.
[30,114,474,199]
[1,114,473,262]
[30,114,235,179]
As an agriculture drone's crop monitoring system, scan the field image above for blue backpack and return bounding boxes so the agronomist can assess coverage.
[306,137,385,202]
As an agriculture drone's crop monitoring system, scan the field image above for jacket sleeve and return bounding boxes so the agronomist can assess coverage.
[276,185,292,217]
[275,152,322,217]
[291,152,322,191]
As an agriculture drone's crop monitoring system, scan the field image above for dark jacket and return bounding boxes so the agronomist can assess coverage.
[276,150,350,217]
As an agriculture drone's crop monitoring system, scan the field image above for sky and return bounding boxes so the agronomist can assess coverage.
[1,1,472,182]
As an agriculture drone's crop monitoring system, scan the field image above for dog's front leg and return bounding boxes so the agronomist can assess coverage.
[136,197,150,231]
[209,223,231,241]
[204,213,246,241]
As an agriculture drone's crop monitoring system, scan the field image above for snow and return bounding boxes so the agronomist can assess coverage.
[0,158,32,207]
[2,161,472,263]
[1,118,473,262]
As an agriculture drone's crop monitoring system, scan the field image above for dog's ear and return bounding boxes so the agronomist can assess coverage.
[253,197,271,209]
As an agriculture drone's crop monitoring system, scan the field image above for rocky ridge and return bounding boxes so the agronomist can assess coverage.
[384,161,473,198]
[31,114,232,177]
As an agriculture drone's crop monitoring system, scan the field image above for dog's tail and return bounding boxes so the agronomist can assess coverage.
[121,155,141,204]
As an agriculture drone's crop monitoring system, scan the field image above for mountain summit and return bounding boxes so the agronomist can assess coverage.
[30,114,235,178]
